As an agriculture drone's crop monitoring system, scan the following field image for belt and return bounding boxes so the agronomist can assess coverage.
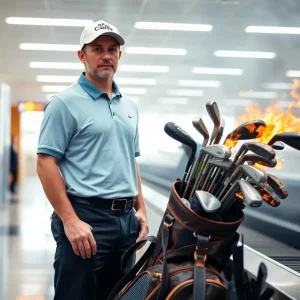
[68,194,136,211]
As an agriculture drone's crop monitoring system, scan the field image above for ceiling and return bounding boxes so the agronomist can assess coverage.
[1,0,300,115]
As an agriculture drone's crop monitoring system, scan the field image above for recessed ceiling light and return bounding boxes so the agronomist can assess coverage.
[214,50,276,59]
[6,17,92,27]
[125,47,187,55]
[223,99,254,106]
[245,26,300,35]
[192,67,243,75]
[178,80,221,87]
[30,62,83,69]
[135,22,213,31]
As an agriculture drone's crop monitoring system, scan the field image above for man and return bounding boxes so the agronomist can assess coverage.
[36,20,149,300]
[10,135,19,194]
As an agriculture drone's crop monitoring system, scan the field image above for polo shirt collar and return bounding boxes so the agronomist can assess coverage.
[78,72,122,99]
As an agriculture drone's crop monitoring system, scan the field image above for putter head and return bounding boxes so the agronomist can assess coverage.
[237,180,263,207]
[195,190,221,213]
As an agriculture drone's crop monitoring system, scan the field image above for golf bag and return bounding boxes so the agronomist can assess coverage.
[107,180,244,300]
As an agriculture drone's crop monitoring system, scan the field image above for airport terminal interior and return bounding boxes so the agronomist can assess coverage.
[1,0,300,299]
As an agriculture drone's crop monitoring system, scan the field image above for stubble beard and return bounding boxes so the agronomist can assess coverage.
[86,64,115,80]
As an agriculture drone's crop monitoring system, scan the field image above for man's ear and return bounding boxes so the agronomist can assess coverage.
[119,50,122,60]
[77,50,85,64]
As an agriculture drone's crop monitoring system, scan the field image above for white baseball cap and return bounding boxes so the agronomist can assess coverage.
[80,20,125,49]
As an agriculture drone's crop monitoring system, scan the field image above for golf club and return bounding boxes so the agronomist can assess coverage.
[192,117,209,148]
[206,101,221,144]
[268,132,300,151]
[164,122,197,195]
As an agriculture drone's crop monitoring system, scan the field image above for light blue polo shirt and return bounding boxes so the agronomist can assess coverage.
[37,73,140,198]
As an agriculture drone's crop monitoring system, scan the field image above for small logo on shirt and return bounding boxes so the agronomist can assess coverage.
[128,115,133,118]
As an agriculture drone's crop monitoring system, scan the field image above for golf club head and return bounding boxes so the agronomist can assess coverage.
[272,141,284,151]
[164,122,197,172]
[181,197,191,208]
[201,144,231,160]
[268,132,300,151]
[250,182,281,207]
[213,118,225,144]
[266,173,288,199]
[247,142,276,160]
[206,158,233,171]
[234,164,268,184]
[237,180,263,207]
[206,101,221,143]
[192,117,209,147]
[195,190,221,213]
[240,154,277,168]
[225,119,266,143]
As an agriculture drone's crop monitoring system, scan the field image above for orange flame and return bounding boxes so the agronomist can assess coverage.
[225,79,300,169]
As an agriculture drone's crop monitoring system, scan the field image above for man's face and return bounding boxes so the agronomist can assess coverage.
[78,35,122,80]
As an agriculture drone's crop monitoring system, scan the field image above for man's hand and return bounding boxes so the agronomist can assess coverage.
[63,219,97,259]
[135,209,149,248]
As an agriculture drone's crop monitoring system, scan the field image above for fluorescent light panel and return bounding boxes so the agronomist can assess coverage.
[135,22,213,32]
[125,47,187,55]
[157,98,189,105]
[42,85,70,92]
[239,91,278,99]
[119,87,147,95]
[262,82,293,90]
[30,62,83,69]
[245,26,300,35]
[6,17,92,27]
[223,99,254,106]
[286,70,300,78]
[115,78,156,85]
[20,43,79,51]
[37,75,78,83]
[119,65,169,73]
[179,80,221,87]
[167,89,204,97]
[214,50,276,59]
[192,67,243,75]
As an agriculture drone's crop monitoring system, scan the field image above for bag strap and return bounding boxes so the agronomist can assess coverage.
[106,236,157,300]
[156,213,174,300]
[193,234,210,300]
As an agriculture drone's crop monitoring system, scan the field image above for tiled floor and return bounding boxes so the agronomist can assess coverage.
[0,176,55,300]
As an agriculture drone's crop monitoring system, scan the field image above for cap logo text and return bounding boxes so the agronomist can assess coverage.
[94,23,113,32]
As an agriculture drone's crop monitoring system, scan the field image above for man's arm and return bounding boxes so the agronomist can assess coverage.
[134,162,149,242]
[36,154,96,259]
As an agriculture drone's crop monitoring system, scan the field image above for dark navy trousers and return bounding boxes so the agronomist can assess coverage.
[50,201,140,300]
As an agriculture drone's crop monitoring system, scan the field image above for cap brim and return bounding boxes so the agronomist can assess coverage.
[82,31,125,48]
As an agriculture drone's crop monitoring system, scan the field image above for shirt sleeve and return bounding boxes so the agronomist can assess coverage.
[134,107,140,157]
[37,96,76,159]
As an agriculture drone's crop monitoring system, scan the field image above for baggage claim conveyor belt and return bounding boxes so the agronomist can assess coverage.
[138,182,300,300]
